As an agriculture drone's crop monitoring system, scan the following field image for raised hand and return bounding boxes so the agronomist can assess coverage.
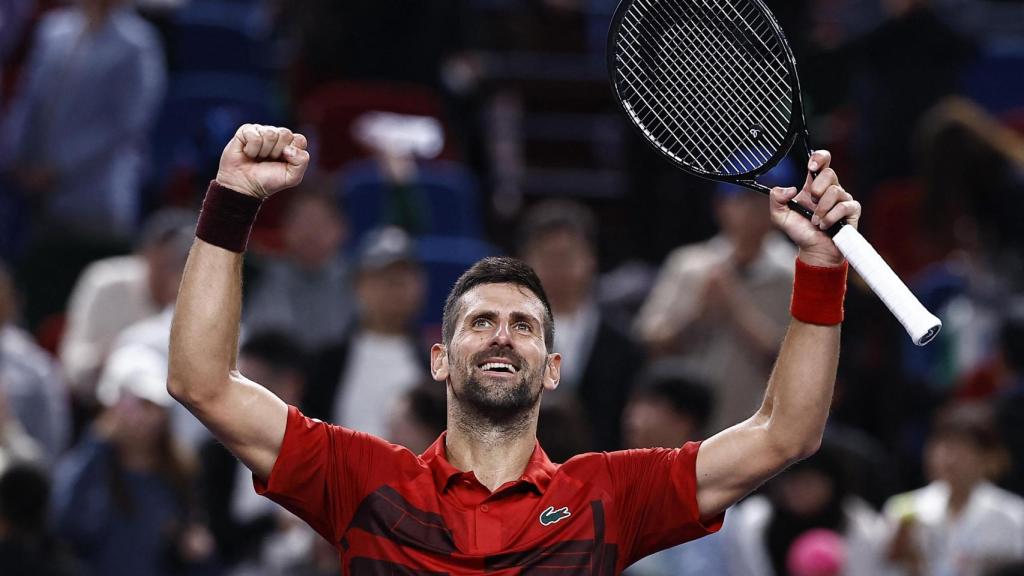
[215,124,310,199]
[769,150,861,267]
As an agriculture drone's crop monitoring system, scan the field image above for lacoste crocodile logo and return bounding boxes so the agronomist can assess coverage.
[539,505,572,526]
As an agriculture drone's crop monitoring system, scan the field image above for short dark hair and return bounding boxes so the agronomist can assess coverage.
[517,199,596,255]
[441,257,554,348]
[632,368,715,432]
[240,331,306,373]
[404,381,448,437]
[931,402,1001,449]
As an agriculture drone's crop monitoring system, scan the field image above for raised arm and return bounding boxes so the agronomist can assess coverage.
[694,150,861,519]
[167,125,309,481]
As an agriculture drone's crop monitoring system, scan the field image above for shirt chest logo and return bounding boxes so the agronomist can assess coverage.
[539,505,572,526]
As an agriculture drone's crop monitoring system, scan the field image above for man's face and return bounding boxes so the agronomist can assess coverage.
[356,262,425,330]
[284,198,345,270]
[431,283,560,423]
[522,230,594,312]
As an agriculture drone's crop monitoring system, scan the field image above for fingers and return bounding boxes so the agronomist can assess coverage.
[236,124,262,158]
[769,186,800,217]
[283,135,310,167]
[269,127,294,158]
[808,149,831,173]
[234,125,299,160]
[820,199,861,230]
[811,183,849,227]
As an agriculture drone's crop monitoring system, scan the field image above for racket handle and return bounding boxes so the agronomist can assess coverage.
[830,226,941,346]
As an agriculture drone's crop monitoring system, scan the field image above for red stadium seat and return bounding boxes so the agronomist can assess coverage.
[296,81,458,172]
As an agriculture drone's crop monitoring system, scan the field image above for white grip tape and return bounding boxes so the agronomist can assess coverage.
[832,226,941,346]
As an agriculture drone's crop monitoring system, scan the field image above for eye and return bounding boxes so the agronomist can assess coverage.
[472,317,492,329]
[514,321,533,333]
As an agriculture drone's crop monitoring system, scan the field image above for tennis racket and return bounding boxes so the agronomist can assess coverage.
[607,0,941,345]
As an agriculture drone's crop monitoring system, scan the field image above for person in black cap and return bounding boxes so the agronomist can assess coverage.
[303,226,429,440]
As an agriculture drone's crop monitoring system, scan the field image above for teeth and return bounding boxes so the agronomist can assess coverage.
[481,362,517,373]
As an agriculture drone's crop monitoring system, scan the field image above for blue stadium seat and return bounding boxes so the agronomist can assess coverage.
[148,72,281,196]
[962,42,1024,116]
[338,159,483,243]
[415,235,500,326]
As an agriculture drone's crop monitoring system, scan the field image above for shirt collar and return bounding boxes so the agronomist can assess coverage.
[421,432,558,495]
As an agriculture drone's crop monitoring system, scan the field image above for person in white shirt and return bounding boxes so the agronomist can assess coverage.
[634,161,798,434]
[59,209,194,396]
[303,226,428,440]
[885,403,1024,576]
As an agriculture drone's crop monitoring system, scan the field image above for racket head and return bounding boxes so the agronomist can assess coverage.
[608,0,809,190]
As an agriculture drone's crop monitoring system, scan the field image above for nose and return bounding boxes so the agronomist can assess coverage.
[489,319,513,347]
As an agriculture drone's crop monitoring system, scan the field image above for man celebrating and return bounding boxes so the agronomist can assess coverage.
[169,124,860,573]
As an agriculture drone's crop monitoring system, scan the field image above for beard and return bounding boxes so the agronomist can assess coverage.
[451,348,544,424]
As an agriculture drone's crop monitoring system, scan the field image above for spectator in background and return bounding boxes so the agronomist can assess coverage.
[634,162,796,433]
[199,331,328,575]
[244,188,355,353]
[623,365,726,576]
[60,209,195,398]
[900,99,1024,393]
[0,463,79,576]
[304,226,428,439]
[518,199,642,451]
[725,443,888,576]
[0,0,165,240]
[848,0,973,193]
[387,380,447,455]
[884,403,1024,576]
[0,259,69,462]
[53,345,214,576]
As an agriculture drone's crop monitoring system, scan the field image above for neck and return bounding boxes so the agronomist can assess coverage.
[117,443,158,472]
[361,319,409,337]
[947,479,981,516]
[83,4,112,31]
[444,401,538,492]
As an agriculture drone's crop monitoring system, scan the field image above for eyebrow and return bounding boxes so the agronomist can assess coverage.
[466,309,541,327]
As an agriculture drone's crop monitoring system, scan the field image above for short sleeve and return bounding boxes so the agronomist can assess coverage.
[253,405,415,544]
[605,442,725,565]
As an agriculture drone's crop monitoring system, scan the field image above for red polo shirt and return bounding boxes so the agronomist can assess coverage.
[255,406,723,574]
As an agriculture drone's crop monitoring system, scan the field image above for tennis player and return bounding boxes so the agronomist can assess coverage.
[168,124,860,573]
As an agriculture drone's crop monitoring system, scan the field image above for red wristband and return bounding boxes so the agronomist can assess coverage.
[790,258,848,325]
[195,180,262,253]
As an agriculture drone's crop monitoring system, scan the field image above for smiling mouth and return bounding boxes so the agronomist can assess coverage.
[478,362,518,375]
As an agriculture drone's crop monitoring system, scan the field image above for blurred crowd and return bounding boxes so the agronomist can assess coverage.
[0,0,1023,575]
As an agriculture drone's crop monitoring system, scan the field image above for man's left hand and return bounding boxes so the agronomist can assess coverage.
[769,150,861,267]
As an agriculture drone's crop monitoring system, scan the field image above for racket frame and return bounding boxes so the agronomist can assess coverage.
[607,0,840,233]
[606,0,941,345]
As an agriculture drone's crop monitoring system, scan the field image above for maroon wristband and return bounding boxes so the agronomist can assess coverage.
[790,257,848,325]
[195,180,262,253]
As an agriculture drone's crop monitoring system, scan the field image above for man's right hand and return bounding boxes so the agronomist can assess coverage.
[215,124,310,200]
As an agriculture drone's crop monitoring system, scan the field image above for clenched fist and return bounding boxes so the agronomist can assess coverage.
[216,124,310,199]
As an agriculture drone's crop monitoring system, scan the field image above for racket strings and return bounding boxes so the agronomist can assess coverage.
[614,0,795,176]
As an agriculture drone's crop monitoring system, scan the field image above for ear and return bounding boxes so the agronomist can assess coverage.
[543,353,562,392]
[430,343,449,382]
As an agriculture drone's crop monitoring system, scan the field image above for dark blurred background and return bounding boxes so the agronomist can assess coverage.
[0,0,1023,574]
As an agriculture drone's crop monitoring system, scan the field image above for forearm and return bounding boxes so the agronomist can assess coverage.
[757,318,839,460]
[167,239,243,405]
